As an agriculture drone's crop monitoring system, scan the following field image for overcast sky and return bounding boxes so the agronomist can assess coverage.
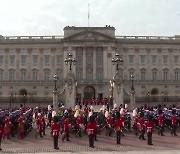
[0,0,180,36]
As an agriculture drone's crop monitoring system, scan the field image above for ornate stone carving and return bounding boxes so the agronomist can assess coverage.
[113,73,123,95]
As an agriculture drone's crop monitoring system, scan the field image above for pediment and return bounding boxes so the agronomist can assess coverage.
[63,30,115,42]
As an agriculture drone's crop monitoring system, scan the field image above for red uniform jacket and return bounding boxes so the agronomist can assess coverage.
[133,117,138,129]
[0,125,4,138]
[146,121,154,133]
[41,117,46,127]
[93,121,97,134]
[51,123,60,136]
[87,122,96,135]
[76,117,81,129]
[139,117,145,130]
[36,118,41,130]
[114,119,123,131]
[106,117,112,128]
[171,115,177,126]
[120,116,125,127]
[64,118,69,131]
[158,115,164,126]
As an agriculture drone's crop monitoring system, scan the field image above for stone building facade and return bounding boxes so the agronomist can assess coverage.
[0,26,179,106]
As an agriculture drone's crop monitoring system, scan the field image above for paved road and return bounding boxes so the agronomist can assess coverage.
[1,125,180,153]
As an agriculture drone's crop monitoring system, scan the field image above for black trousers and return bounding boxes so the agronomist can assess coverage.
[171,125,177,135]
[147,132,152,144]
[54,136,58,149]
[139,129,145,139]
[158,125,164,135]
[89,134,94,147]
[116,131,121,144]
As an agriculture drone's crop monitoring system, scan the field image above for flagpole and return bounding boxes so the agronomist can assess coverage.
[88,4,90,27]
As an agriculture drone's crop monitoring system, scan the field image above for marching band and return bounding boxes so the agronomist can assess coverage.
[0,103,179,150]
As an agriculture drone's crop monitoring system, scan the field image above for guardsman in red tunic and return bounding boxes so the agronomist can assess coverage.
[87,116,96,148]
[62,114,70,142]
[120,108,125,136]
[74,110,82,137]
[4,117,11,139]
[171,109,177,136]
[51,116,60,149]
[146,115,154,145]
[114,112,123,144]
[0,119,4,151]
[158,109,165,136]
[35,113,42,138]
[41,113,46,136]
[18,116,24,139]
[133,109,138,135]
[138,112,146,140]
[105,111,112,136]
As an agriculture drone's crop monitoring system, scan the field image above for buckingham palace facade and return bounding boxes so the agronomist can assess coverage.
[0,26,180,105]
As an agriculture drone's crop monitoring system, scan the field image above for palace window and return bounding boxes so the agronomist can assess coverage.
[152,55,157,65]
[97,52,103,65]
[44,55,50,64]
[174,56,179,65]
[21,55,27,65]
[32,70,38,81]
[87,54,93,65]
[33,55,38,65]
[175,71,179,80]
[86,69,93,80]
[163,55,168,64]
[152,71,157,81]
[163,71,168,81]
[56,55,62,65]
[44,69,50,81]
[0,71,3,81]
[0,56,4,65]
[76,55,82,65]
[140,55,146,65]
[140,71,146,81]
[76,69,83,81]
[56,69,62,81]
[9,55,15,65]
[96,69,103,80]
[9,70,15,81]
[129,55,134,65]
[21,70,27,81]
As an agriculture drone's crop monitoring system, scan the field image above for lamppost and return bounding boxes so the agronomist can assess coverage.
[23,94,26,108]
[64,53,76,71]
[161,92,164,106]
[110,80,114,110]
[112,53,123,71]
[9,93,12,108]
[130,74,135,109]
[53,73,58,110]
[146,92,150,107]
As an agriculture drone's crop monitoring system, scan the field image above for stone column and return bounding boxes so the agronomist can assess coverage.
[83,47,86,80]
[103,47,108,79]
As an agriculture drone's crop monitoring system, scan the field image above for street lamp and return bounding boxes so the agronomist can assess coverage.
[9,93,12,108]
[64,53,76,71]
[54,73,58,91]
[146,92,150,106]
[112,53,123,71]
[23,94,26,108]
[161,92,164,106]
[130,74,134,92]
[110,80,114,109]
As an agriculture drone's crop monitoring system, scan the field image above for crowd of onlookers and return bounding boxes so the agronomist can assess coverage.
[76,97,109,105]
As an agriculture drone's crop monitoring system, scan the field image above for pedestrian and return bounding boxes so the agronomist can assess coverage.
[132,108,138,136]
[105,111,112,136]
[171,109,177,136]
[0,119,4,151]
[158,109,165,136]
[18,115,25,139]
[114,112,123,144]
[146,115,154,145]
[51,116,60,150]
[87,116,96,148]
